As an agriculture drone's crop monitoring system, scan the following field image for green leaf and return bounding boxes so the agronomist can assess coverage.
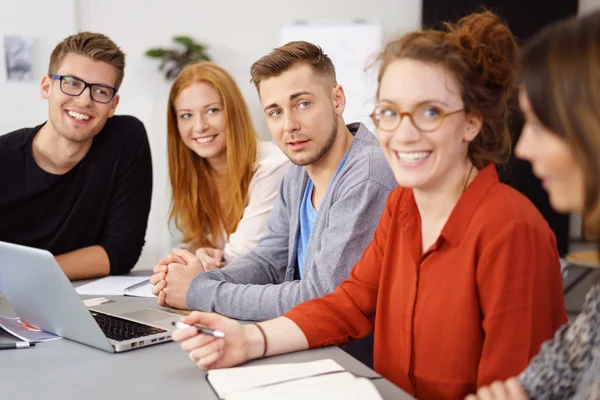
[189,44,206,53]
[147,36,210,78]
[173,36,195,48]
[145,48,166,58]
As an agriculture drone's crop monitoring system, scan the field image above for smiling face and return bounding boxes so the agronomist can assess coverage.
[375,59,481,191]
[515,90,585,213]
[40,52,120,144]
[259,64,342,167]
[174,81,227,167]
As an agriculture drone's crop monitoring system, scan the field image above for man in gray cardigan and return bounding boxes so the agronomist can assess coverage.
[150,41,396,322]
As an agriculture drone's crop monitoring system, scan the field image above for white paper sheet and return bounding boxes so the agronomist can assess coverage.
[224,372,382,400]
[208,359,346,398]
[75,276,150,296]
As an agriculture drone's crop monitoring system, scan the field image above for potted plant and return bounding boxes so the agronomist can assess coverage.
[145,36,211,80]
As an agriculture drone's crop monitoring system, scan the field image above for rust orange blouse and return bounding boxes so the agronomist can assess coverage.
[285,165,567,399]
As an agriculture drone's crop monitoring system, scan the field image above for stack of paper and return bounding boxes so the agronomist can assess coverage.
[207,359,383,400]
[75,276,155,298]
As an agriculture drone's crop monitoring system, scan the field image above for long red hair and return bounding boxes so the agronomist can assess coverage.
[167,62,258,247]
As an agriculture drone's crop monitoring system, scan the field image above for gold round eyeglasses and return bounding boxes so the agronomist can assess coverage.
[370,102,465,132]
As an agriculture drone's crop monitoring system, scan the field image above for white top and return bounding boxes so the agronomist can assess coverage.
[214,141,290,263]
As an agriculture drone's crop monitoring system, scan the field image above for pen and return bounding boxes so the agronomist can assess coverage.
[0,342,36,350]
[172,321,225,338]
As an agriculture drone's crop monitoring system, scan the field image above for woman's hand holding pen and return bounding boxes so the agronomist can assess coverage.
[172,311,257,370]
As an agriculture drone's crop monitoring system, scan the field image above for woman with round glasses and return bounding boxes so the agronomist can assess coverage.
[171,11,567,399]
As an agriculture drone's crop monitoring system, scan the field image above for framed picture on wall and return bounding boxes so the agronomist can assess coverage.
[3,35,35,82]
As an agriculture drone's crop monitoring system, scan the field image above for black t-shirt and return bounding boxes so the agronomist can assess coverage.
[0,115,153,274]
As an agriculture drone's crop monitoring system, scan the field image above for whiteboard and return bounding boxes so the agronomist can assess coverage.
[280,19,382,132]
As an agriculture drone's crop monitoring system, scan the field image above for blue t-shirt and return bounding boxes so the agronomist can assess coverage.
[296,151,349,279]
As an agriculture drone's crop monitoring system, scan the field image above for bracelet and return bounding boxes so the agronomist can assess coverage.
[253,323,268,358]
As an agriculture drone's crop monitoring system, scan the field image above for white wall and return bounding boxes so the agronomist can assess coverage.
[76,0,421,269]
[0,0,76,134]
[580,0,600,14]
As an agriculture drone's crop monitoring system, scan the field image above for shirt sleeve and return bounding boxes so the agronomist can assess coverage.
[186,173,294,312]
[284,188,398,345]
[476,220,568,387]
[187,179,393,321]
[99,119,153,275]
[519,283,600,400]
[223,156,290,262]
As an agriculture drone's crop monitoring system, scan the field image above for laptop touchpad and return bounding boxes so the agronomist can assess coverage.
[120,308,178,322]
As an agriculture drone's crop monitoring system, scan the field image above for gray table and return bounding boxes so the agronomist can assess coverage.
[0,285,412,399]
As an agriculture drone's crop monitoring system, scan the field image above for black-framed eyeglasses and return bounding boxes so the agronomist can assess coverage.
[50,74,117,104]
[370,102,465,132]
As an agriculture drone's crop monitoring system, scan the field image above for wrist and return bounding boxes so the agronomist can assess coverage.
[243,323,266,361]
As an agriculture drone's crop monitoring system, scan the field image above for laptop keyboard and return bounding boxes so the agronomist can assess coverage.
[91,311,167,342]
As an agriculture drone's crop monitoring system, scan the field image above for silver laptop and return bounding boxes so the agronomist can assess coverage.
[0,241,180,352]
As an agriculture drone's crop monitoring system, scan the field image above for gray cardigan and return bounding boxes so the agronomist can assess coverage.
[186,122,397,321]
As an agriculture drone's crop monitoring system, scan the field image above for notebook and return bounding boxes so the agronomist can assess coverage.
[75,276,155,298]
[206,359,382,400]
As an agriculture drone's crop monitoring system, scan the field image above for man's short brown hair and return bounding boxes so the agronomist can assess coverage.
[48,32,126,91]
[250,41,336,91]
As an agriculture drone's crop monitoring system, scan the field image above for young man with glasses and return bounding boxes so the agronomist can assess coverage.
[0,32,152,280]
